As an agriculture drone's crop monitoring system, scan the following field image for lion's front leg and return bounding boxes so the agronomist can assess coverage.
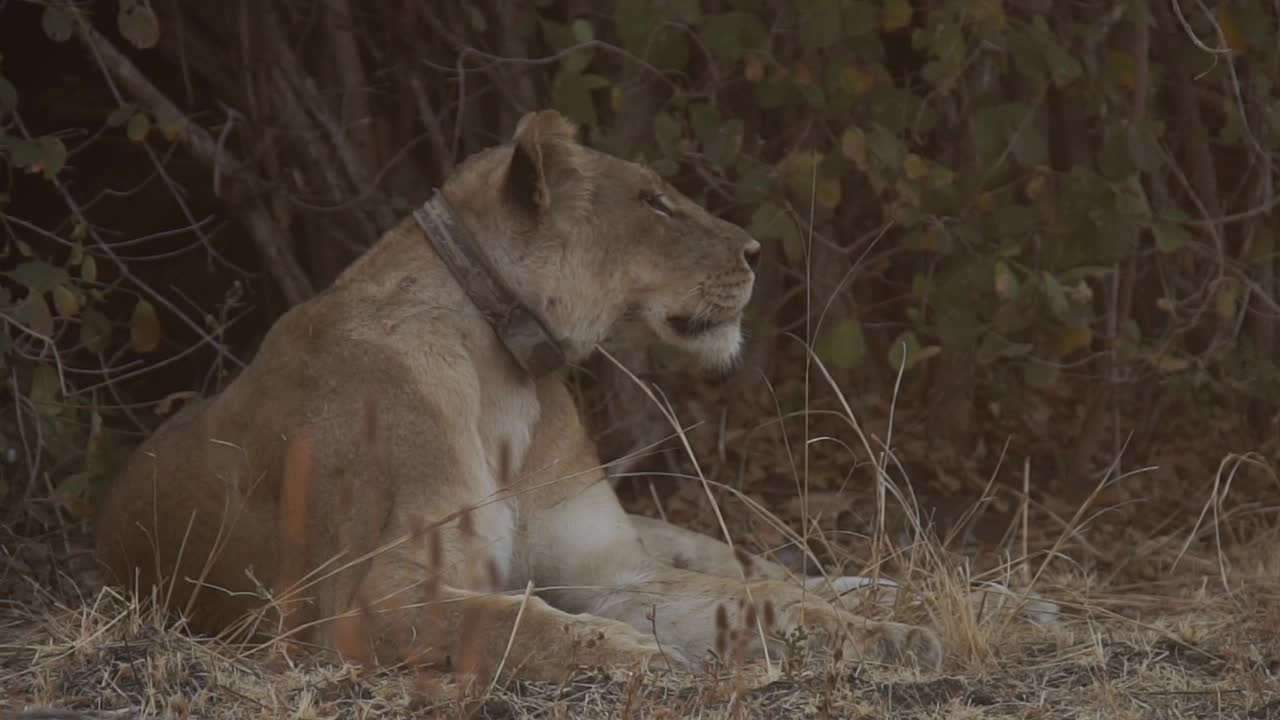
[319,548,679,683]
[591,566,943,672]
[528,481,943,672]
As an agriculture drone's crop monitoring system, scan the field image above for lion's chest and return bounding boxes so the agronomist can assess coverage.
[471,379,539,587]
[479,385,539,488]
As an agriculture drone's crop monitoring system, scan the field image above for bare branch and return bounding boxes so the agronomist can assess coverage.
[324,0,378,161]
[408,74,455,180]
[73,14,315,306]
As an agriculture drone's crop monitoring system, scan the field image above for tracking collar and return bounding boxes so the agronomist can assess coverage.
[413,190,566,378]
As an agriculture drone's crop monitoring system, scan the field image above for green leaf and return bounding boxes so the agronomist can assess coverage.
[1216,277,1239,321]
[866,124,902,167]
[1127,122,1163,174]
[974,102,1038,167]
[1023,360,1060,388]
[798,0,841,48]
[562,42,594,74]
[1113,186,1149,219]
[40,136,67,179]
[665,0,702,24]
[733,156,772,203]
[106,104,135,127]
[79,254,98,283]
[1041,272,1070,317]
[615,0,655,50]
[690,103,741,166]
[977,333,1033,365]
[7,261,67,293]
[737,13,769,52]
[993,204,1037,238]
[52,285,80,318]
[118,2,160,49]
[825,60,876,111]
[817,317,867,369]
[1049,325,1092,357]
[840,126,867,167]
[554,68,598,127]
[653,29,690,71]
[756,72,794,109]
[0,77,16,114]
[8,139,42,169]
[844,1,876,36]
[571,18,594,43]
[749,202,801,263]
[155,102,188,141]
[689,102,720,152]
[1152,219,1190,253]
[703,12,744,60]
[1092,209,1138,260]
[781,151,822,200]
[30,365,62,416]
[126,112,151,142]
[653,112,682,159]
[922,16,965,70]
[1006,30,1047,87]
[129,298,160,353]
[902,153,928,179]
[17,291,54,338]
[993,260,1020,301]
[1039,35,1082,87]
[1095,128,1136,179]
[42,5,75,42]
[928,162,955,189]
[882,0,912,31]
[887,330,923,372]
[464,4,488,32]
[1011,123,1047,168]
[80,309,111,353]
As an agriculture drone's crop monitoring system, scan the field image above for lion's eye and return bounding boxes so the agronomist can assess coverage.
[642,191,674,217]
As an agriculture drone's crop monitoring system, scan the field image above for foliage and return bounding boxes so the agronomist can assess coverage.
[1,1,209,528]
[2,0,1278,529]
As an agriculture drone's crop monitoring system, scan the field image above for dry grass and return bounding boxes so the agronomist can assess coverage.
[4,349,1279,718]
[1,554,1277,719]
[4,445,1279,719]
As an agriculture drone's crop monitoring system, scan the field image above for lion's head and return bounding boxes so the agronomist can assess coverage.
[442,110,760,369]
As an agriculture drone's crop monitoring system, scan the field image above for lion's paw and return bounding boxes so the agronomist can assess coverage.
[561,618,688,678]
[849,619,944,671]
[783,602,943,672]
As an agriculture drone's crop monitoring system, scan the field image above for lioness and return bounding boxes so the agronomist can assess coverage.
[95,110,943,681]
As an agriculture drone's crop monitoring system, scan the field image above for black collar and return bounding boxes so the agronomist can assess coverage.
[413,190,566,378]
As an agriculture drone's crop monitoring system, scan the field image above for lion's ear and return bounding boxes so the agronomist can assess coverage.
[506,110,591,216]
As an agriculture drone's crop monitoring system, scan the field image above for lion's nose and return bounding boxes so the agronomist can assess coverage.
[742,239,761,272]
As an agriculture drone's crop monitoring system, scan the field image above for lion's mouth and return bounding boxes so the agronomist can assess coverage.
[667,313,735,337]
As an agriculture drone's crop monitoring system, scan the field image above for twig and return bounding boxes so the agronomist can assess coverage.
[12,113,247,370]
[1167,0,1230,55]
[1186,0,1267,158]
[323,0,378,161]
[72,14,315,306]
[265,5,395,231]
[408,74,455,180]
[0,312,69,398]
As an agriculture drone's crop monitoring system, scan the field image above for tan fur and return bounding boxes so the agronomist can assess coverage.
[94,110,943,682]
